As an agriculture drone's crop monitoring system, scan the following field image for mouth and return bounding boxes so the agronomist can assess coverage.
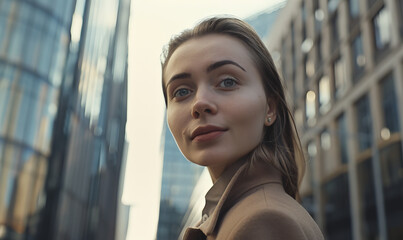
[190,125,228,142]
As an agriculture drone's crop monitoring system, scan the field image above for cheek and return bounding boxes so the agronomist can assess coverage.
[232,96,267,137]
[167,107,186,143]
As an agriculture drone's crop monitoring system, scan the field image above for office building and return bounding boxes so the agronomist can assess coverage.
[0,0,130,239]
[266,0,403,239]
[157,121,204,240]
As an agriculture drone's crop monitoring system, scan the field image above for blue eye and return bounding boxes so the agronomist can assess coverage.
[219,78,237,88]
[174,88,191,98]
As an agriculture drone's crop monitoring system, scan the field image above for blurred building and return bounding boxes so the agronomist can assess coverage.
[156,120,204,240]
[266,0,403,240]
[0,0,130,239]
[245,0,286,39]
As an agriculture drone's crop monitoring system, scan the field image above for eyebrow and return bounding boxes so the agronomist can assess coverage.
[166,59,246,86]
[206,60,246,73]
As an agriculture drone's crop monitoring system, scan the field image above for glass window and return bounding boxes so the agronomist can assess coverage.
[380,73,400,135]
[316,37,322,69]
[306,90,316,126]
[8,21,26,63]
[319,76,331,113]
[399,0,403,36]
[24,27,41,70]
[372,7,392,53]
[323,173,353,240]
[302,2,307,40]
[314,0,324,32]
[25,80,44,150]
[349,0,360,18]
[336,113,349,164]
[328,0,340,12]
[355,95,372,151]
[334,56,347,98]
[307,141,317,187]
[321,129,333,173]
[352,34,366,80]
[357,158,379,239]
[12,80,31,142]
[379,142,403,239]
[0,15,6,53]
[0,66,15,136]
[330,12,339,50]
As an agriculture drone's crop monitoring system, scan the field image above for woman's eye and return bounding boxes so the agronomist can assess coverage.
[219,78,237,88]
[173,88,191,98]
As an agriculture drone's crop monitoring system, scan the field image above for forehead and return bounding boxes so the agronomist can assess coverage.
[164,34,255,83]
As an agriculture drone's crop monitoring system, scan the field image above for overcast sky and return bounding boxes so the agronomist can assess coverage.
[123,1,286,239]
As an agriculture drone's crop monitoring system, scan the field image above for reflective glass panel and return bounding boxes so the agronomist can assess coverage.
[380,142,403,240]
[373,7,391,51]
[319,76,331,113]
[357,158,379,239]
[334,56,347,98]
[323,173,353,240]
[380,73,400,134]
[355,95,372,151]
[352,34,365,80]
[336,114,349,164]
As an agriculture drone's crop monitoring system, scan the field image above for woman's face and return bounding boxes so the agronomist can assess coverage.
[164,34,276,181]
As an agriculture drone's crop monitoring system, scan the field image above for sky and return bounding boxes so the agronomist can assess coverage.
[123,1,285,239]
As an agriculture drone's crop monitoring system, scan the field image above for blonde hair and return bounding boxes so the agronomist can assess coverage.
[161,17,305,199]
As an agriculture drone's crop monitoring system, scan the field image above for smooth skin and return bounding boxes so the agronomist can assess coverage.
[164,34,276,182]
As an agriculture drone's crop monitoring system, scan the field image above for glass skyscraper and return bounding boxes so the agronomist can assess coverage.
[157,121,204,240]
[0,0,130,239]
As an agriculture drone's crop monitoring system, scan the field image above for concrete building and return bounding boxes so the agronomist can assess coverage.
[0,0,130,239]
[266,0,403,239]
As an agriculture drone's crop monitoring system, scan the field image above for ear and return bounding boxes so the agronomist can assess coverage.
[264,99,277,126]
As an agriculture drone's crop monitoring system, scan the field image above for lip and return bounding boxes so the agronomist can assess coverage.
[190,125,228,142]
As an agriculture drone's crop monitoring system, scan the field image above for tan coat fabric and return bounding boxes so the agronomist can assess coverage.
[183,159,324,240]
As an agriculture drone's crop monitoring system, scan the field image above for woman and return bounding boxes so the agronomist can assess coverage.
[161,17,324,240]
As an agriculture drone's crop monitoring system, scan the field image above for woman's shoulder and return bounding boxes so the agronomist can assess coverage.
[216,184,324,240]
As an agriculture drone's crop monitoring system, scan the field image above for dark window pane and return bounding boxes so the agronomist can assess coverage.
[336,113,349,164]
[380,142,403,240]
[355,95,372,151]
[380,73,400,134]
[357,158,379,239]
[352,34,365,81]
[323,173,353,240]
[399,0,403,36]
[349,0,360,17]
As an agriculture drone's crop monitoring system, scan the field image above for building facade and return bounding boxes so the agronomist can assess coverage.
[0,0,130,239]
[157,121,204,240]
[266,0,403,240]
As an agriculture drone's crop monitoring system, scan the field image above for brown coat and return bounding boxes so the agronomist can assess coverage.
[183,159,324,240]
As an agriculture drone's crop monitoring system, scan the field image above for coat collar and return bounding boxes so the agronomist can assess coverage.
[197,158,283,236]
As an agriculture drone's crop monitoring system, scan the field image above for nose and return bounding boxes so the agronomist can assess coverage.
[191,88,217,118]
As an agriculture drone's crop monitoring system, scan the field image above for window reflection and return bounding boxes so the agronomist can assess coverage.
[306,90,317,126]
[319,75,331,114]
[334,56,347,98]
[372,7,392,54]
[352,34,365,80]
